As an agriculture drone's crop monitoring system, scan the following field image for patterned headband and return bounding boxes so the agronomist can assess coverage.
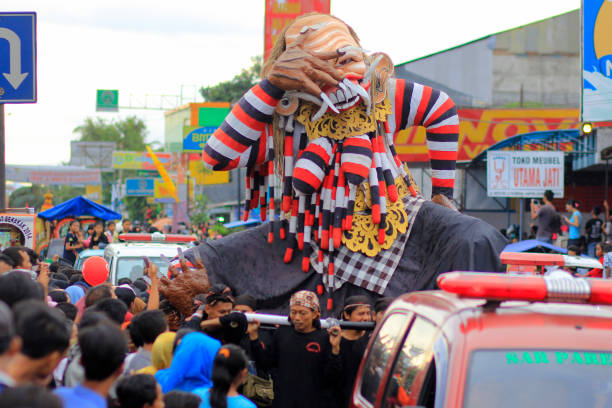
[290,290,320,312]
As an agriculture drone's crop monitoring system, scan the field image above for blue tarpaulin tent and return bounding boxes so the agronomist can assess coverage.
[502,239,567,254]
[223,218,261,229]
[38,196,121,221]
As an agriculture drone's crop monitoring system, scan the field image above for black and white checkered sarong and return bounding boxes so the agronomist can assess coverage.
[309,194,425,295]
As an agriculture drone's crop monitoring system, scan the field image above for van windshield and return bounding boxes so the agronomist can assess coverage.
[463,349,612,408]
[115,257,168,284]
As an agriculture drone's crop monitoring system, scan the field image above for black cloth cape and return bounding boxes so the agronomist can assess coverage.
[185,201,507,317]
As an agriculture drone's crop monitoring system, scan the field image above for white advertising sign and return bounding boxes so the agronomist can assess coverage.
[487,151,564,198]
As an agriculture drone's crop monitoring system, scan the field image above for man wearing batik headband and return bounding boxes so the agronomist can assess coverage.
[195,13,506,316]
[247,290,342,408]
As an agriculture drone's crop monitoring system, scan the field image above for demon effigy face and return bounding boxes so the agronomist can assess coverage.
[284,14,368,115]
[269,14,393,121]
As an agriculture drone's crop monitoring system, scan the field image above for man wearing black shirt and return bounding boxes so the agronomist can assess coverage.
[184,284,246,345]
[336,295,372,408]
[585,206,603,258]
[63,221,84,266]
[247,290,341,408]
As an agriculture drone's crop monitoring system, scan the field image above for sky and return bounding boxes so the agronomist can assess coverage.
[2,0,580,166]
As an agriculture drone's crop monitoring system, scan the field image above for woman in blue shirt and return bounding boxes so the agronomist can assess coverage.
[200,344,255,408]
[564,200,582,248]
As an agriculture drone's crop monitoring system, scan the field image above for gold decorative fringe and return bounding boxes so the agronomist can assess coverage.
[342,171,422,257]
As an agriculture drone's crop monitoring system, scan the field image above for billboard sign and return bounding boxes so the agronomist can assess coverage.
[6,165,101,185]
[582,0,612,121]
[487,151,564,198]
[188,153,229,185]
[264,0,330,60]
[85,185,102,203]
[183,126,217,152]
[70,141,116,171]
[154,179,175,203]
[112,151,172,170]
[395,108,607,163]
[125,178,155,196]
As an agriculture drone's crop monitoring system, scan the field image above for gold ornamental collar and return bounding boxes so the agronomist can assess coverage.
[295,98,391,141]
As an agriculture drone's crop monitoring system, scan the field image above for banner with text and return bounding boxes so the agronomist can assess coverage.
[395,108,589,163]
[0,214,36,249]
[582,0,612,121]
[6,166,101,185]
[112,151,173,170]
[487,151,564,198]
[188,154,229,185]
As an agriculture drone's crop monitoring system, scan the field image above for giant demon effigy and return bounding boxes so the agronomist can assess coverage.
[185,13,507,314]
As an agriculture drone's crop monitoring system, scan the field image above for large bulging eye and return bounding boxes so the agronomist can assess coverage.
[337,58,356,67]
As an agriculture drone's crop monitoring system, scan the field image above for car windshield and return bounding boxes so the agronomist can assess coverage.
[463,349,612,408]
[75,255,94,270]
[115,257,168,283]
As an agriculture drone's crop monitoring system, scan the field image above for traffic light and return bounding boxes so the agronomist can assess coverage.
[581,122,593,135]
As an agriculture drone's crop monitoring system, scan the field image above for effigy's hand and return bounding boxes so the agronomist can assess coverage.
[267,32,344,96]
[431,194,458,211]
[158,264,211,316]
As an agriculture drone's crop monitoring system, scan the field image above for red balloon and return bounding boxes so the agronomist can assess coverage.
[82,256,109,286]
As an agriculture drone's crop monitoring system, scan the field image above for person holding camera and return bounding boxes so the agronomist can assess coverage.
[530,190,559,244]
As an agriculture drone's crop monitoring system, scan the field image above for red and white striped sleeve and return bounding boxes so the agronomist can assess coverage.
[202,79,283,171]
[392,79,459,199]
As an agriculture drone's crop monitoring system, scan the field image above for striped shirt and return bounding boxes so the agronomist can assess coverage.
[202,78,459,198]
[202,79,283,171]
[387,78,459,198]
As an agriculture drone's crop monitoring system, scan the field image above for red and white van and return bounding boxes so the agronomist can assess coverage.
[351,271,612,408]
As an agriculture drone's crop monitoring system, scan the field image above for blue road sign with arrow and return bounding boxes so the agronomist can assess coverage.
[0,12,36,103]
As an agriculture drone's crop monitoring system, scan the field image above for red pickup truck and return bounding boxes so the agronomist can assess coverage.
[351,272,612,408]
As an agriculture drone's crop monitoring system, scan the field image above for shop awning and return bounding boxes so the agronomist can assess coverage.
[469,129,596,170]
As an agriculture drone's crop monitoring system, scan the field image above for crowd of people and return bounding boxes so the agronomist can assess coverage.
[527,189,612,277]
[0,239,394,408]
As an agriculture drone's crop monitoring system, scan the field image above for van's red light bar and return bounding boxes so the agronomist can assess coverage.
[500,252,564,266]
[119,233,196,243]
[500,252,603,269]
[437,272,612,305]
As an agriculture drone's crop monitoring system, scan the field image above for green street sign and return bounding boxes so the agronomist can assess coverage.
[137,170,158,177]
[96,89,118,112]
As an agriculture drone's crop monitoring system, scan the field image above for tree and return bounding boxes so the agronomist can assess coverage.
[190,193,210,227]
[72,116,149,214]
[9,185,44,210]
[73,116,148,151]
[124,196,148,222]
[199,56,262,104]
[9,185,86,211]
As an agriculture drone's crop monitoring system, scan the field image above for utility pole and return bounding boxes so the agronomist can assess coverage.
[0,104,5,211]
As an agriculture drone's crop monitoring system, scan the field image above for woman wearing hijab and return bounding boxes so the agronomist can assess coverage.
[155,332,221,398]
[137,332,177,375]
